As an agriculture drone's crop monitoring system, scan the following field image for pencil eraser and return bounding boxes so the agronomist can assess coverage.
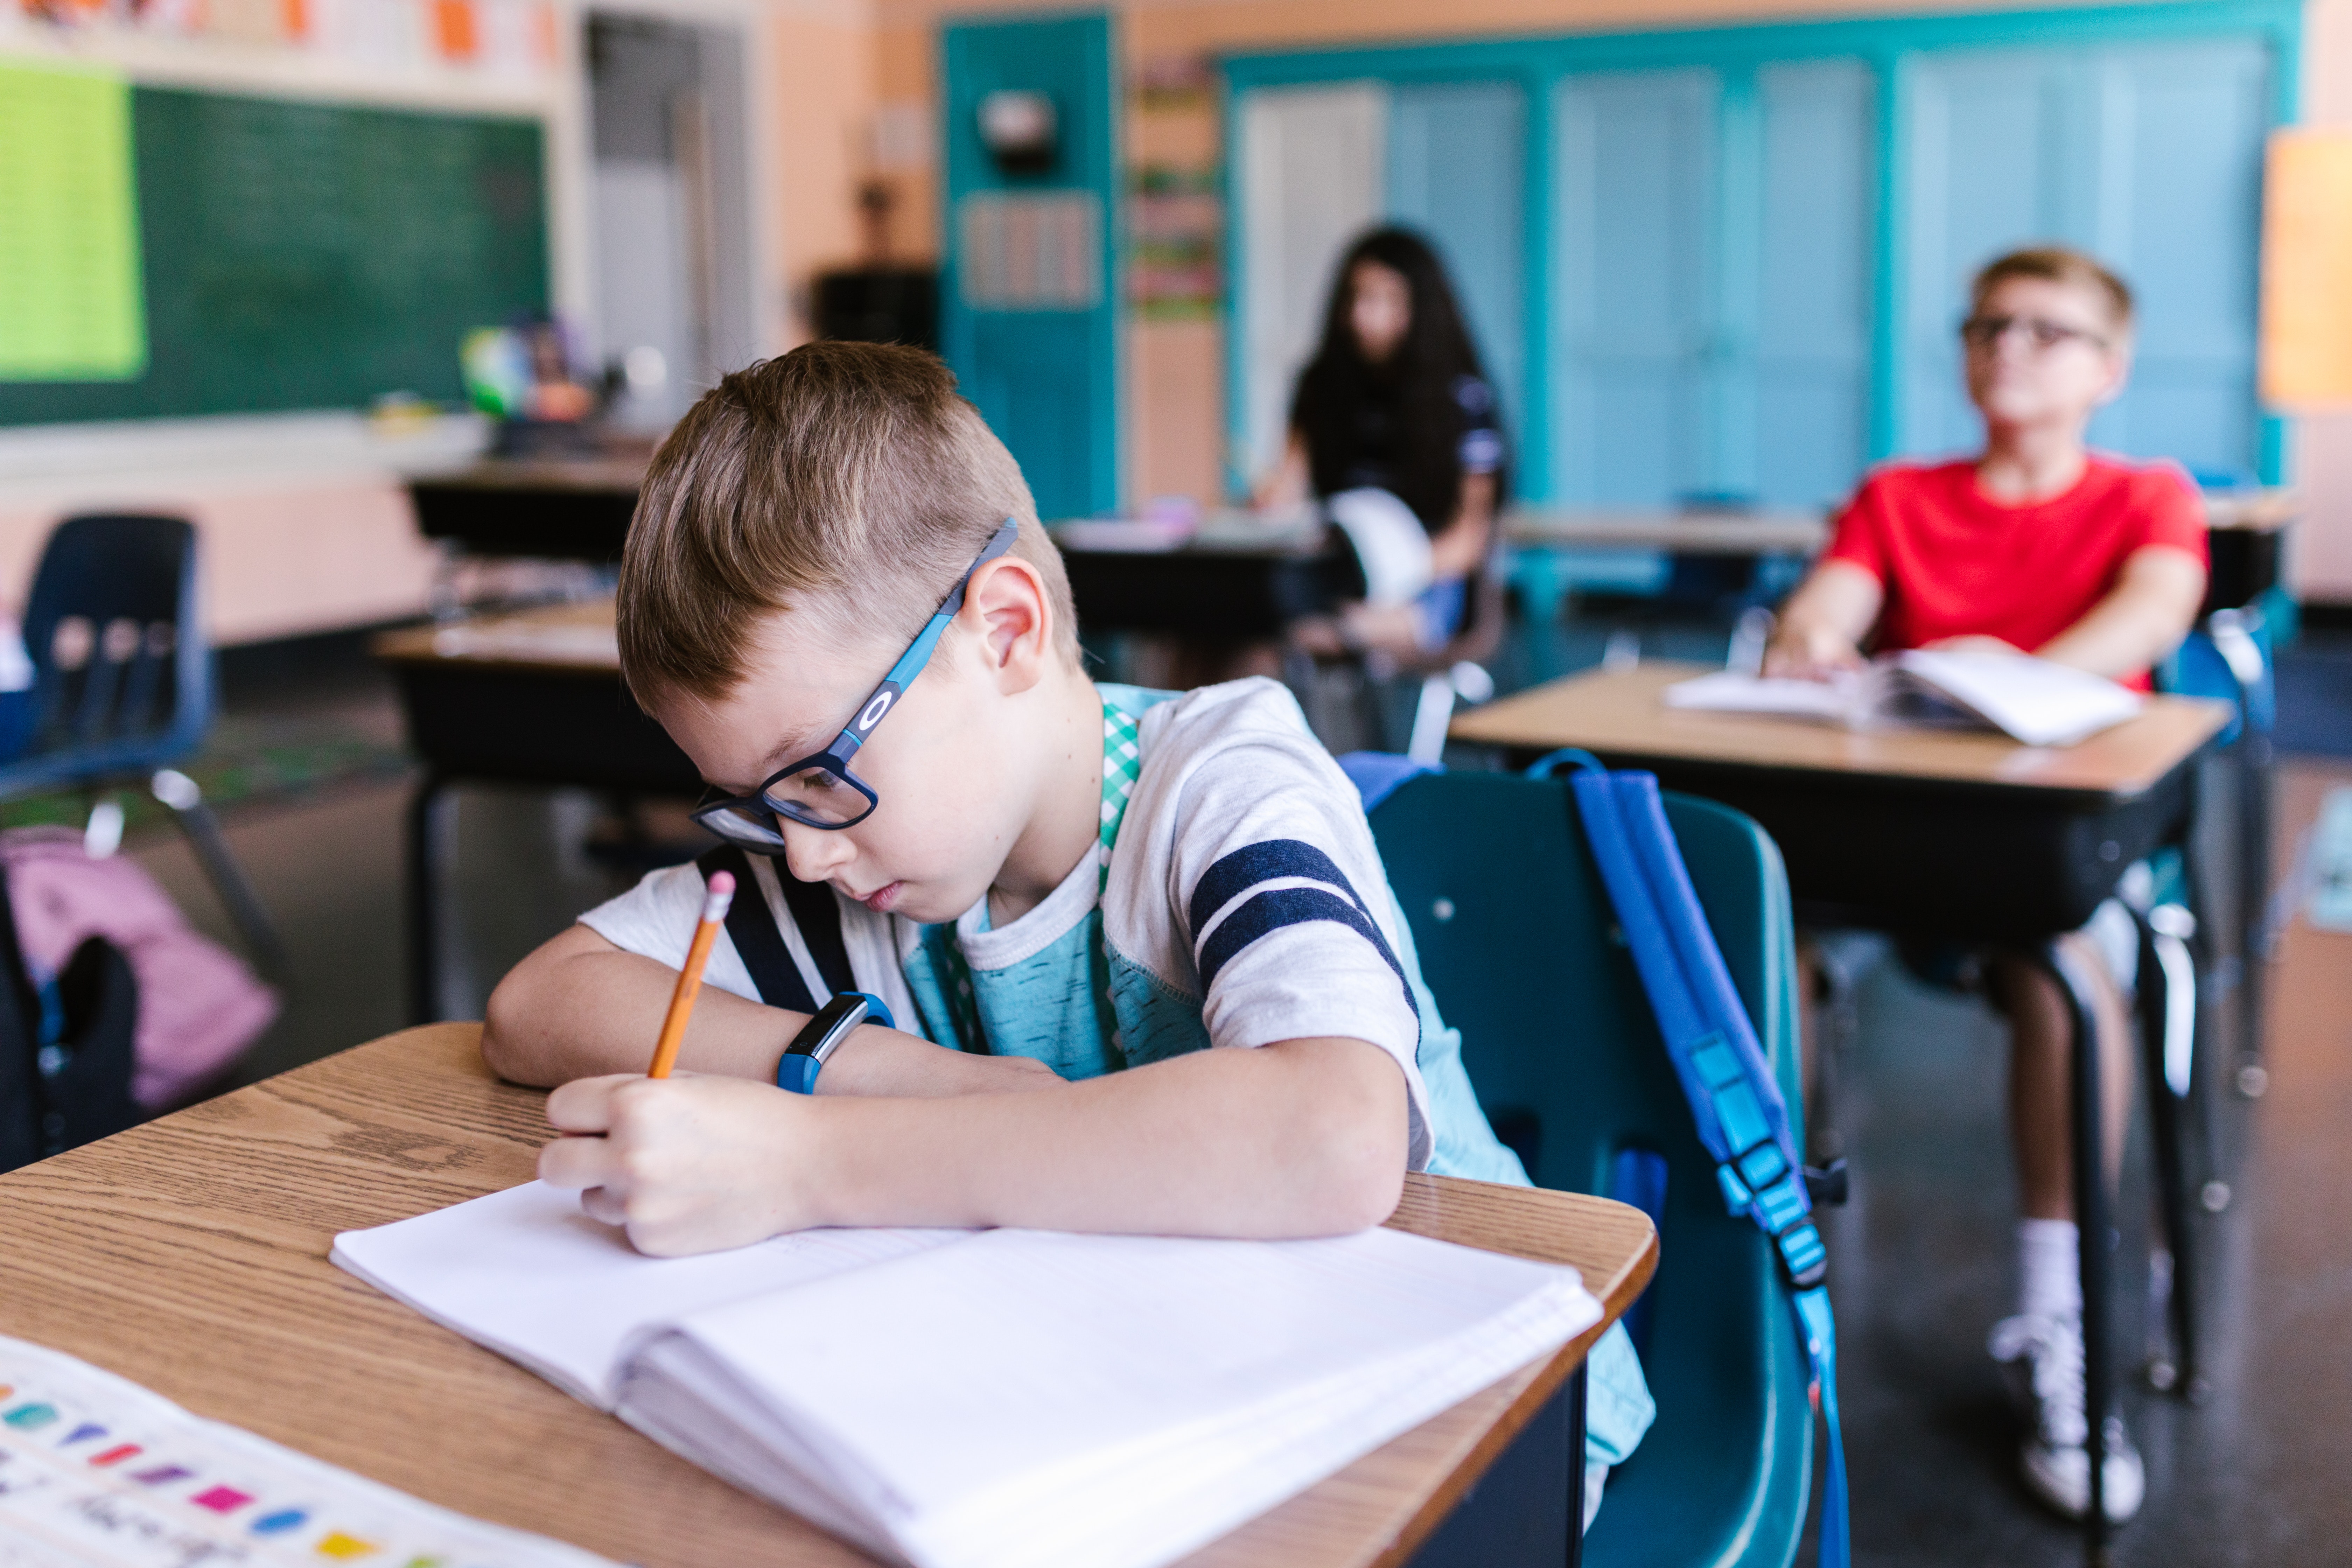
[700,870,736,923]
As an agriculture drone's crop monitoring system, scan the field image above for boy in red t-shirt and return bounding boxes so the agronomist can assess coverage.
[1767,248,2208,1523]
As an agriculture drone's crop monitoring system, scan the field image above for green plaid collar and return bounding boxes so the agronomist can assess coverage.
[1099,699,1142,891]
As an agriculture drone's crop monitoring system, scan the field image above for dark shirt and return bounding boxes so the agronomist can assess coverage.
[1326,374,1503,519]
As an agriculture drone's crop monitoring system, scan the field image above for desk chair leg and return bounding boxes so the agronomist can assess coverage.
[2133,908,2206,1404]
[149,770,291,986]
[2043,941,2113,1565]
[405,774,453,1026]
[2234,727,2273,1098]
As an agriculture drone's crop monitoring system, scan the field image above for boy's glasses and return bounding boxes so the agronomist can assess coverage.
[1959,314,2108,355]
[690,518,1021,847]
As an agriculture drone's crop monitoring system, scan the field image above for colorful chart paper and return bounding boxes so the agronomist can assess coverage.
[0,61,148,382]
[2260,128,2352,410]
[0,1336,615,1567]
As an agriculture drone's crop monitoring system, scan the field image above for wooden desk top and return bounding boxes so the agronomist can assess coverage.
[373,598,622,676]
[414,457,652,493]
[0,1025,1655,1568]
[1503,506,1829,554]
[1451,660,2232,801]
[2201,488,2299,531]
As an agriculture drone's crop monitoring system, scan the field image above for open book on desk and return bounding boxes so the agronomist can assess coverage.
[1664,648,2145,747]
[333,1182,1601,1568]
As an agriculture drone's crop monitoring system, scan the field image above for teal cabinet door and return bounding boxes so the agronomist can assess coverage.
[1550,68,1720,506]
[1752,59,1877,509]
[1389,82,1528,457]
[1898,38,2270,478]
[940,14,1119,519]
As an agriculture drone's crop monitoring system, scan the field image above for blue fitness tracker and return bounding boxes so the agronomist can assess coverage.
[777,992,894,1094]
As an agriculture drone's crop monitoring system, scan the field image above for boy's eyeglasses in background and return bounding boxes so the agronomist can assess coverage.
[691,517,1022,846]
[1959,314,2108,355]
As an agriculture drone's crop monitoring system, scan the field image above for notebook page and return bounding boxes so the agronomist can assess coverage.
[1662,670,1861,721]
[653,1225,1599,1568]
[331,1181,962,1408]
[1889,649,2143,745]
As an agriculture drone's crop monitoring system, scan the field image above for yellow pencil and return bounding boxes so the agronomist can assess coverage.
[647,870,734,1078]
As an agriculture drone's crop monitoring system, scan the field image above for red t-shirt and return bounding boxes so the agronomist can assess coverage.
[1821,455,2208,691]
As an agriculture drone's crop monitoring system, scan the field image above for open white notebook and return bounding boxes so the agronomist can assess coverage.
[1664,648,2145,747]
[332,1183,1601,1568]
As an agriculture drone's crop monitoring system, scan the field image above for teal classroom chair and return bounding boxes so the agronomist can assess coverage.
[1367,769,1814,1568]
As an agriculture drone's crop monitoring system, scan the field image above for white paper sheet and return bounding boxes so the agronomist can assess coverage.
[0,1336,614,1567]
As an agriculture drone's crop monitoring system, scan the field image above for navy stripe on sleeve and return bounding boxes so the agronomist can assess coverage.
[1187,839,1370,941]
[1189,838,1415,1017]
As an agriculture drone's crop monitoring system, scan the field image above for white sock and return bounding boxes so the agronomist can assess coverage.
[2018,1218,2083,1322]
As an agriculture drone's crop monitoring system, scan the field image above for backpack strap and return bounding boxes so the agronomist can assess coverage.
[1553,757,1849,1568]
[694,847,832,1015]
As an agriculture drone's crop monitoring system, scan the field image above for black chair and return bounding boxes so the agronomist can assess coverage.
[0,515,286,980]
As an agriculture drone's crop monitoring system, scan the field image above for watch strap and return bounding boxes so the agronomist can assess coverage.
[776,992,895,1094]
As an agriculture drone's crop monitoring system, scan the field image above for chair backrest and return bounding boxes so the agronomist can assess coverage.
[15,514,210,785]
[1368,769,1810,1568]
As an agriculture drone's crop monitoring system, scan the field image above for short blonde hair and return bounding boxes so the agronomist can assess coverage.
[618,342,1080,702]
[1970,246,2135,337]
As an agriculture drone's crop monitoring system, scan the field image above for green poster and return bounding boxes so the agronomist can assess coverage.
[0,62,146,382]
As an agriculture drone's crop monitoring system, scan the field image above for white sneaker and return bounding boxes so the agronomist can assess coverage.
[1989,1312,2146,1523]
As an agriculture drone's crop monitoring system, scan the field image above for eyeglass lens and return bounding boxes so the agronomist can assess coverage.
[762,764,870,827]
[1961,315,2098,352]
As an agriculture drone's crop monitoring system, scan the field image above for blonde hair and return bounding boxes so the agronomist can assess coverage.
[618,342,1080,702]
[1969,246,2135,337]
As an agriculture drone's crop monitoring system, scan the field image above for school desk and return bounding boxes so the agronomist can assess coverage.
[1451,660,2232,1562]
[408,457,644,563]
[1500,507,1829,556]
[373,600,698,1023]
[1054,529,1347,639]
[2198,488,2296,618]
[0,1023,1658,1568]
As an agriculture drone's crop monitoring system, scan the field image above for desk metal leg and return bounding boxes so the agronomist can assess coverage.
[1567,1362,1587,1568]
[406,773,452,1027]
[2133,908,2204,1403]
[2044,942,2112,1563]
[2235,727,2273,1095]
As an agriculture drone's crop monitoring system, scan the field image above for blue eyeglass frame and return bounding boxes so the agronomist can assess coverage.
[691,518,1022,846]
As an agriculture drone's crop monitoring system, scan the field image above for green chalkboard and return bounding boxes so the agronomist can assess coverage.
[0,85,547,426]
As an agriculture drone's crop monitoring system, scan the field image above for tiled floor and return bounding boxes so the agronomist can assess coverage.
[113,611,2352,1565]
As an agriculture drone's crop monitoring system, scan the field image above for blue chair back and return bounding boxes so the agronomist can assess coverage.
[5,514,211,795]
[1368,769,1811,1568]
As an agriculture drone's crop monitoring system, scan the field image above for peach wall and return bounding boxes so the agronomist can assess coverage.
[774,8,883,343]
[2292,0,2352,601]
[0,478,440,644]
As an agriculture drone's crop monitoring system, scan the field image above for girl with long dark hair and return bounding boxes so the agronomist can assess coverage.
[1260,227,1506,661]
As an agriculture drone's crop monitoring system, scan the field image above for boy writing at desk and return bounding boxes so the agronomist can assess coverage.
[1766,247,2208,1524]
[483,343,1652,1523]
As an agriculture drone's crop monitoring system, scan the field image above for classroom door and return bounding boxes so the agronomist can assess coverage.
[940,14,1120,520]
[1898,38,2271,479]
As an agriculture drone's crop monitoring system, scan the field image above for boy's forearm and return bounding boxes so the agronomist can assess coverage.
[800,1037,1408,1237]
[482,928,1048,1096]
[483,938,800,1085]
[2035,545,2206,679]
